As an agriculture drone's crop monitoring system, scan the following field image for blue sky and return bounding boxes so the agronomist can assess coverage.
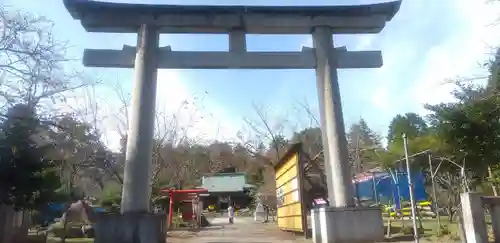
[4,0,500,150]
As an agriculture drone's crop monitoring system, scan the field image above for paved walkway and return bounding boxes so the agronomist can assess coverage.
[168,216,310,243]
[166,216,450,243]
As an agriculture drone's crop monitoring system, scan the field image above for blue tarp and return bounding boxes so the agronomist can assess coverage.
[41,203,107,224]
[47,203,106,213]
[354,171,427,209]
[47,203,65,211]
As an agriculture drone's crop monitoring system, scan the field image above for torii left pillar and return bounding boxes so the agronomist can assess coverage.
[93,24,166,243]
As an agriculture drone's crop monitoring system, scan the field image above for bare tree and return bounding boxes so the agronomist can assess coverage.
[110,82,209,188]
[291,99,322,155]
[293,99,320,129]
[150,107,204,186]
[240,103,295,210]
[45,85,125,195]
[292,99,365,172]
[242,103,290,164]
[0,6,91,112]
[205,142,235,173]
[0,7,98,196]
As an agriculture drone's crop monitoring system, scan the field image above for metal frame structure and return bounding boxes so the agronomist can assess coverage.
[380,147,474,236]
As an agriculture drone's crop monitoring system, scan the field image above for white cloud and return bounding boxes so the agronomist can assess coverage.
[154,70,240,141]
[354,35,375,50]
[410,46,464,108]
[59,70,239,152]
[410,0,500,109]
[370,87,390,111]
[23,0,500,151]
[363,0,500,118]
[101,70,239,151]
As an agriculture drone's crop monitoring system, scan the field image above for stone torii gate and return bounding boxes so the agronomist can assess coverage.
[63,1,401,242]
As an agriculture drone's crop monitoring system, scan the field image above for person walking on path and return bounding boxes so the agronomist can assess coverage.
[228,203,235,224]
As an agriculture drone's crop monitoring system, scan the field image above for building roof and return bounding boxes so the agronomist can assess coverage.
[201,172,253,193]
[63,0,402,34]
[204,172,246,177]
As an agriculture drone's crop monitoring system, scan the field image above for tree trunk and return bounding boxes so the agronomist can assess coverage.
[61,211,69,243]
[457,209,466,243]
[448,207,454,222]
[0,205,14,243]
[386,217,392,237]
[12,211,30,243]
[489,166,498,196]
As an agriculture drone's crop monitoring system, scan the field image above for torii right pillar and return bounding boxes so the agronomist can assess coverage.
[310,26,386,243]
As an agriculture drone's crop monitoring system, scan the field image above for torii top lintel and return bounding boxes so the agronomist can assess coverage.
[63,0,401,34]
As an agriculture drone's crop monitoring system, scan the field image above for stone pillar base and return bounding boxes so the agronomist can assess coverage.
[94,213,166,243]
[311,207,384,243]
[254,212,265,222]
[461,193,488,243]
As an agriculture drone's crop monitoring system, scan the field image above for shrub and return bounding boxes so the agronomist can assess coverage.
[47,222,84,239]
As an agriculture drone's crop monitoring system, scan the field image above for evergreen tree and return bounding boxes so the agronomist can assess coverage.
[387,112,428,145]
[487,48,500,92]
[0,104,59,210]
[348,118,381,148]
[347,118,382,172]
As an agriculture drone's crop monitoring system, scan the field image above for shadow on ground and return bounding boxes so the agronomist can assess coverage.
[188,225,225,232]
[384,235,416,242]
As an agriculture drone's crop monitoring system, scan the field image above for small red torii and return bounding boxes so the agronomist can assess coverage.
[161,188,208,228]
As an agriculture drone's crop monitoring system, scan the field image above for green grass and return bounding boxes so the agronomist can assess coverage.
[384,217,462,242]
[28,233,93,243]
[383,215,500,242]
